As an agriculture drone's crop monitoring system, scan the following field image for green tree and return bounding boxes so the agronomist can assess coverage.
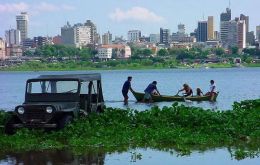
[231,46,239,55]
[143,49,152,56]
[157,49,169,56]
[214,48,225,56]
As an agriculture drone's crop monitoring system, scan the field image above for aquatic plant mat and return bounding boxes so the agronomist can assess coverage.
[0,99,259,160]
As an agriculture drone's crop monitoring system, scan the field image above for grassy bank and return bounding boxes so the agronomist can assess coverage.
[0,99,260,159]
[1,61,259,71]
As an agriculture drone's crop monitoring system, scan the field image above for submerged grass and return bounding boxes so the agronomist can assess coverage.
[0,99,259,159]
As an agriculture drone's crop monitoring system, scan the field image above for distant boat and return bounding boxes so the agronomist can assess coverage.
[131,90,218,102]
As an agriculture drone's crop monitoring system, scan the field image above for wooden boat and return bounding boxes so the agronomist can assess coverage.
[131,90,218,102]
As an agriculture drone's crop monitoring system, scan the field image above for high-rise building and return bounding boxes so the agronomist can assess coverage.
[84,20,98,44]
[246,31,255,46]
[240,14,249,44]
[149,34,160,44]
[226,20,246,49]
[5,29,21,46]
[256,26,260,42]
[102,31,112,45]
[160,28,170,44]
[227,20,238,48]
[61,22,91,47]
[74,24,91,47]
[207,16,214,40]
[61,22,75,46]
[220,8,231,22]
[197,21,208,42]
[220,8,231,45]
[127,30,141,42]
[0,38,6,60]
[240,14,249,33]
[237,20,246,49]
[178,24,185,34]
[16,12,28,42]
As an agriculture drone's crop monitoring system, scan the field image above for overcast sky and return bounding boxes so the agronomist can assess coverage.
[0,0,259,38]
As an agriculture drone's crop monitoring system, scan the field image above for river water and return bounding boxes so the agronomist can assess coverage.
[0,68,260,164]
[0,68,260,110]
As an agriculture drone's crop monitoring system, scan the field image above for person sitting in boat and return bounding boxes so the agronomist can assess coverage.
[205,80,217,101]
[196,88,203,96]
[205,80,217,96]
[143,81,160,102]
[177,83,193,97]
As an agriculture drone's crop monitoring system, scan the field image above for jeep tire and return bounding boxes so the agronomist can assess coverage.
[58,115,73,129]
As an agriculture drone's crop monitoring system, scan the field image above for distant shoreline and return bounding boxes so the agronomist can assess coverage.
[0,61,260,72]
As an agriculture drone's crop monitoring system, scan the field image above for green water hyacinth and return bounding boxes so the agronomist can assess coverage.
[0,99,259,159]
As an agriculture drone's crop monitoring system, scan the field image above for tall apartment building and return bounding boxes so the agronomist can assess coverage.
[74,24,91,47]
[5,29,21,46]
[16,12,28,42]
[102,31,112,45]
[207,16,214,40]
[84,20,98,44]
[160,28,170,44]
[127,30,141,42]
[61,22,75,46]
[220,8,231,45]
[197,21,208,42]
[0,38,6,60]
[256,26,260,42]
[226,20,246,49]
[227,20,238,48]
[61,22,91,47]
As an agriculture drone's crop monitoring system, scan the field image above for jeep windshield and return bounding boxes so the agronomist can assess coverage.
[27,80,79,94]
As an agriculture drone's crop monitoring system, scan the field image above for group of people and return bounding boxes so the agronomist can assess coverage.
[121,76,217,104]
[176,80,217,97]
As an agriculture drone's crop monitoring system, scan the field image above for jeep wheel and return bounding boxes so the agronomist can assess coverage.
[58,115,73,129]
[4,116,18,135]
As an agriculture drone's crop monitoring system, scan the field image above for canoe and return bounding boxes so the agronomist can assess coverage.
[131,90,218,102]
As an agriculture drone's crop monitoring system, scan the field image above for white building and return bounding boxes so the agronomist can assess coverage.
[256,25,260,42]
[5,29,21,46]
[128,30,141,42]
[74,25,91,48]
[0,38,6,60]
[237,20,246,49]
[97,48,112,60]
[16,12,28,42]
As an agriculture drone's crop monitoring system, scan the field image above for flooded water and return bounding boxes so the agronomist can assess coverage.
[0,68,260,165]
[0,148,259,165]
[0,68,260,110]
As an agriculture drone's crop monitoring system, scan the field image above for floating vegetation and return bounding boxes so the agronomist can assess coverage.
[0,99,259,160]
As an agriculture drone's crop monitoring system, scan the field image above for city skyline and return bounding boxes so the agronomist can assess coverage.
[0,0,259,38]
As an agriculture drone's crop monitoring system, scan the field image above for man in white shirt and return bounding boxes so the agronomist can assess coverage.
[206,80,217,101]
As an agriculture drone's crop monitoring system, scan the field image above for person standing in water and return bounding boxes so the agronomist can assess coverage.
[122,76,133,105]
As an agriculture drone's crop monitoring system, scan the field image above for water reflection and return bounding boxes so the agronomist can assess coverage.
[0,150,105,165]
[0,147,259,165]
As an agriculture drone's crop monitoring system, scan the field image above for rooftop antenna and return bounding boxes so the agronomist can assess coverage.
[229,0,231,8]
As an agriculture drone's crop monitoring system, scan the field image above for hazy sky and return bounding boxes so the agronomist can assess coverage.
[0,0,259,38]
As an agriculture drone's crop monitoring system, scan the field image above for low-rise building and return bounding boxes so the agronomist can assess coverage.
[100,44,131,59]
[6,45,23,57]
[97,47,112,60]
